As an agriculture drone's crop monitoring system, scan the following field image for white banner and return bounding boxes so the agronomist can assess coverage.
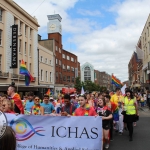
[6,114,102,150]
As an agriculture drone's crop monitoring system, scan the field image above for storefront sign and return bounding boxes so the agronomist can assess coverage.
[11,25,18,68]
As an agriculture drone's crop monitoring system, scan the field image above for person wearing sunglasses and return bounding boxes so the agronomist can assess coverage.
[31,96,44,115]
[2,99,15,114]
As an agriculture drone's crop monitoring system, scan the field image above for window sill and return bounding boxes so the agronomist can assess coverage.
[0,21,3,24]
[0,45,2,47]
[19,52,22,54]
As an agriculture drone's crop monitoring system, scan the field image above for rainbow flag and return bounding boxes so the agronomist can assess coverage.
[111,74,122,87]
[46,89,51,96]
[19,60,34,86]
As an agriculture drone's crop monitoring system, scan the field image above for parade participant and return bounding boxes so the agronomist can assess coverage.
[134,92,141,107]
[87,93,94,107]
[1,94,8,100]
[41,94,55,115]
[61,94,76,116]
[2,99,15,114]
[111,88,123,132]
[24,92,34,114]
[31,96,44,115]
[73,96,80,108]
[122,90,138,141]
[96,98,112,149]
[0,126,16,150]
[73,95,96,116]
[140,93,145,107]
[7,84,24,114]
[105,95,118,140]
[0,94,3,111]
[50,97,56,107]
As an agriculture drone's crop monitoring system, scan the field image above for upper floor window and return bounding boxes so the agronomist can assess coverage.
[19,22,22,33]
[67,56,70,60]
[50,60,51,65]
[71,57,74,62]
[63,64,66,69]
[46,71,48,82]
[67,65,70,71]
[59,48,61,53]
[30,29,32,39]
[29,45,31,56]
[41,69,43,81]
[56,58,58,65]
[50,72,52,82]
[40,56,43,62]
[29,63,31,72]
[45,58,48,64]
[25,25,27,37]
[19,39,21,53]
[62,54,65,59]
[0,30,2,46]
[0,9,2,22]
[56,46,58,51]
[25,42,27,55]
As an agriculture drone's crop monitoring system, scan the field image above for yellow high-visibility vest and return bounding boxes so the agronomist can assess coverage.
[124,97,136,115]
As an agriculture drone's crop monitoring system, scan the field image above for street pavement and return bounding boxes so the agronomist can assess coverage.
[109,107,150,150]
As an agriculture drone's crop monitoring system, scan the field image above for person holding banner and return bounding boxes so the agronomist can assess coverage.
[24,92,34,115]
[61,94,76,116]
[96,98,112,149]
[73,95,96,116]
[31,96,44,115]
[104,95,118,141]
[2,99,15,114]
[41,94,55,115]
[0,126,16,150]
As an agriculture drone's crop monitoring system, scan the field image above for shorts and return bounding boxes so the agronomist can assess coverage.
[103,124,110,130]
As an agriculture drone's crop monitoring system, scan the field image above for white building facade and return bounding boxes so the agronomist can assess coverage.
[81,62,94,82]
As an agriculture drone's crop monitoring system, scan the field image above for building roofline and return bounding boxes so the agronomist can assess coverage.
[62,49,77,57]
[6,0,40,27]
[141,13,150,35]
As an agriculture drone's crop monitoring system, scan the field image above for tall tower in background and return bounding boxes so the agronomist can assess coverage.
[47,14,62,47]
[47,14,63,85]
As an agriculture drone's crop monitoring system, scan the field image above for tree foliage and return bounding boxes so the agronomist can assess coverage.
[74,77,107,93]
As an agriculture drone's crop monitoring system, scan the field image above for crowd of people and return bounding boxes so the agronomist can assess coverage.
[1,84,149,150]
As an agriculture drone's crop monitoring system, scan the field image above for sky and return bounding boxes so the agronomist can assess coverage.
[14,0,150,82]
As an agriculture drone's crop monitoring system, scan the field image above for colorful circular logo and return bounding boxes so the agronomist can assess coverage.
[10,118,45,141]
[0,111,7,139]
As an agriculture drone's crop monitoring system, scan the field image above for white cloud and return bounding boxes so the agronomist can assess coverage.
[77,9,102,16]
[13,0,150,82]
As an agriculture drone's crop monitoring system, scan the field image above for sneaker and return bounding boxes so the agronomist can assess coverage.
[105,143,109,149]
[119,132,122,135]
[110,138,113,141]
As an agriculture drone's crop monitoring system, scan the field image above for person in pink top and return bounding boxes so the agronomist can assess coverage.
[73,95,97,116]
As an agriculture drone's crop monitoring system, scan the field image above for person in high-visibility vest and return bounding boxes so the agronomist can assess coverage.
[122,89,139,141]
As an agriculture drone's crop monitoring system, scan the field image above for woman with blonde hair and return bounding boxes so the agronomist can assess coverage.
[2,99,15,114]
